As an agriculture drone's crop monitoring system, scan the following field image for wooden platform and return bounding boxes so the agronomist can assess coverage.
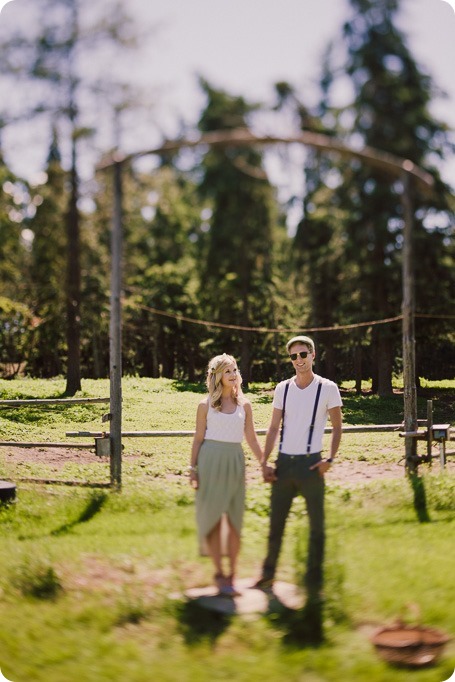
[181,578,305,615]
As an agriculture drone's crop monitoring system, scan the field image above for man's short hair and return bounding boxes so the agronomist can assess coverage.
[286,335,315,354]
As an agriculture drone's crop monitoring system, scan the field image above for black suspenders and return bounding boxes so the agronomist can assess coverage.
[278,379,291,452]
[306,382,322,453]
[279,379,322,454]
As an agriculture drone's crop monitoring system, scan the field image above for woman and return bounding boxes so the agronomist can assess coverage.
[189,353,263,596]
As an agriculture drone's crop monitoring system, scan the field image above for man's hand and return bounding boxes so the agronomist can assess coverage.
[261,463,277,483]
[309,459,333,476]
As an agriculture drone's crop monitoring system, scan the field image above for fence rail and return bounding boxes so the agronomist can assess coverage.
[65,424,412,438]
[0,442,94,448]
[0,396,111,486]
[0,398,109,407]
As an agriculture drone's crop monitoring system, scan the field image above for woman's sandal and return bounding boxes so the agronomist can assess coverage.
[214,572,226,593]
[220,574,241,597]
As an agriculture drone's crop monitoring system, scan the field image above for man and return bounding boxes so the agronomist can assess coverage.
[254,335,342,593]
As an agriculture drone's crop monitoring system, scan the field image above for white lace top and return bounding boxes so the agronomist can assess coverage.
[204,404,246,443]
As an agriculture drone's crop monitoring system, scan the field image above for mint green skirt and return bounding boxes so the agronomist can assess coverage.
[196,439,245,556]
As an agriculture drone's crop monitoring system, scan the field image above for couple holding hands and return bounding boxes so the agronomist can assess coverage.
[189,335,343,597]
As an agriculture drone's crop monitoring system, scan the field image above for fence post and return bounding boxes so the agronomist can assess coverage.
[110,160,123,488]
[426,400,433,463]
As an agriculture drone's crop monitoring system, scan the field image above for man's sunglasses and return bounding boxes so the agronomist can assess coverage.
[289,351,312,361]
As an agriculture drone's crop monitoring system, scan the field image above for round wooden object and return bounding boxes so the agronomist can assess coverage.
[0,481,16,503]
[371,624,450,667]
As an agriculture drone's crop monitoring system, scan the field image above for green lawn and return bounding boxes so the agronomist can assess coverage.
[0,377,454,681]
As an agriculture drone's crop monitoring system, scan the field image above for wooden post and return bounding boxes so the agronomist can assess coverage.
[401,169,418,474]
[439,440,446,470]
[426,400,433,464]
[110,160,123,488]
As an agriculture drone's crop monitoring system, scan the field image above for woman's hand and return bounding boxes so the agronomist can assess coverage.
[261,462,277,483]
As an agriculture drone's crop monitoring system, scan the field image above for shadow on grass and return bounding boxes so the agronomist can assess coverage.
[0,392,105,426]
[269,592,324,648]
[171,380,206,394]
[17,491,108,541]
[0,390,69,400]
[253,395,274,404]
[407,472,431,523]
[171,380,275,399]
[175,599,232,646]
[51,491,108,536]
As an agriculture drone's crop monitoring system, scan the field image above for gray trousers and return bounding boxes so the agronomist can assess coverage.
[262,451,325,588]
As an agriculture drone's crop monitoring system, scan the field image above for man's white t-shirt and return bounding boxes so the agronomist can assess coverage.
[272,374,342,455]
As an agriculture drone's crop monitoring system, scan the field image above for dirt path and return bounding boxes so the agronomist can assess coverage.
[2,445,453,486]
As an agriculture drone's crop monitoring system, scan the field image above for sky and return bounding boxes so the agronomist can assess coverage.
[135,0,455,134]
[0,0,454,197]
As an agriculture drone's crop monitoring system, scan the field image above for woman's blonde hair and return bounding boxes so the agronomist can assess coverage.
[206,353,244,411]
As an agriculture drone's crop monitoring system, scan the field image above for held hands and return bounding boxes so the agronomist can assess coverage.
[261,462,277,483]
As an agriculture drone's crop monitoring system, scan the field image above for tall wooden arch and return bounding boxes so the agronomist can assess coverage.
[100,128,435,487]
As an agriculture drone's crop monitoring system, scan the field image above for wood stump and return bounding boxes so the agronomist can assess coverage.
[0,481,16,503]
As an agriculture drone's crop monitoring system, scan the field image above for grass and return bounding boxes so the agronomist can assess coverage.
[0,377,454,681]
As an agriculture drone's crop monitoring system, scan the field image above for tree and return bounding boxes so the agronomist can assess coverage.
[130,168,206,380]
[89,159,206,381]
[282,0,454,392]
[0,144,38,377]
[339,0,454,394]
[273,76,346,381]
[196,79,281,383]
[0,0,143,393]
[26,130,68,377]
[0,297,36,378]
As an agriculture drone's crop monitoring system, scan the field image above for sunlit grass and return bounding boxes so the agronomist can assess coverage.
[0,377,454,680]
[0,478,453,681]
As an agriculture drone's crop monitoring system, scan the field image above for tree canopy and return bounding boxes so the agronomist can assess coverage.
[0,0,453,388]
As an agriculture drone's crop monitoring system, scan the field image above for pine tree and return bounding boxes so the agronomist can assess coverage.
[0,0,145,393]
[0,146,35,377]
[339,0,454,393]
[196,79,280,383]
[26,129,68,377]
[0,148,30,301]
[274,76,346,381]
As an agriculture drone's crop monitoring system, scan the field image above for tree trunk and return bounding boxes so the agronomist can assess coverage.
[323,343,336,381]
[151,318,160,378]
[160,325,175,378]
[240,291,250,388]
[65,148,81,395]
[376,335,393,396]
[273,331,281,381]
[240,330,250,388]
[92,333,101,379]
[354,342,362,394]
[187,344,196,382]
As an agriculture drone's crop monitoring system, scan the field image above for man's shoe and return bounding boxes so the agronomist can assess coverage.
[252,576,274,590]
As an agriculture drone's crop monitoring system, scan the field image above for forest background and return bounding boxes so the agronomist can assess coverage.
[0,0,454,396]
